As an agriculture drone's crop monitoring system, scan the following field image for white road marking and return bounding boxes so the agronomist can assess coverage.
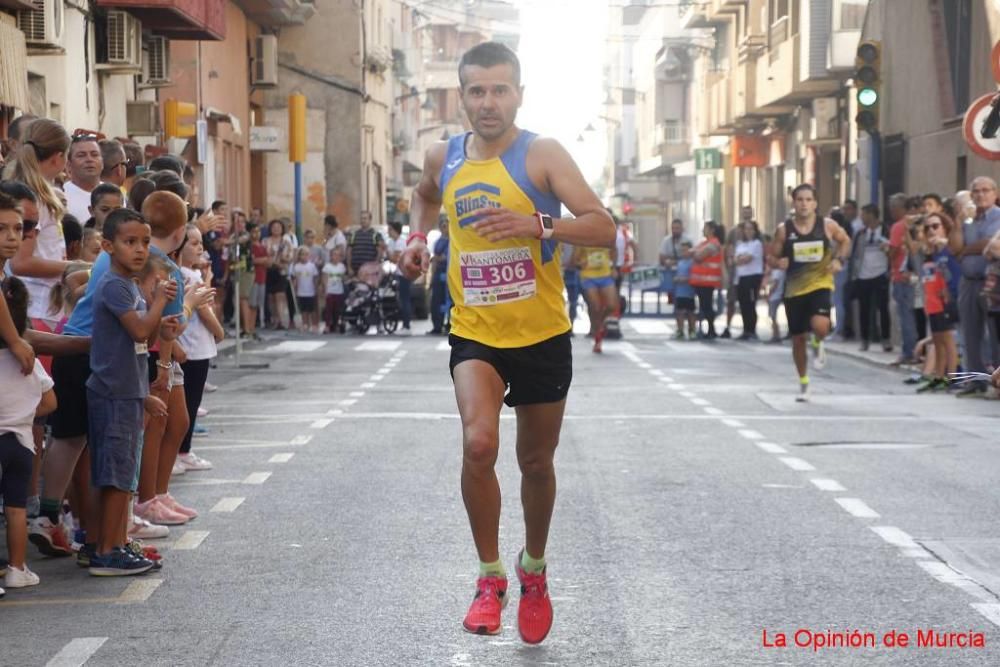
[196,442,303,451]
[269,453,295,463]
[370,375,385,381]
[819,443,930,450]
[355,341,402,351]
[778,456,816,471]
[173,530,210,550]
[738,429,765,440]
[45,638,108,666]
[658,376,675,382]
[242,472,272,485]
[972,603,1000,628]
[360,382,376,388]
[339,399,357,406]
[116,579,163,603]
[721,418,745,428]
[755,442,787,454]
[762,483,801,489]
[210,497,246,512]
[601,341,637,352]
[267,341,327,352]
[628,320,670,335]
[690,398,710,406]
[325,410,343,416]
[835,498,880,519]
[637,362,652,369]
[870,526,918,549]
[350,391,366,397]
[649,369,664,376]
[309,418,333,429]
[621,350,643,364]
[290,435,312,445]
[668,384,685,391]
[703,407,725,416]
[810,478,846,492]
[679,391,695,398]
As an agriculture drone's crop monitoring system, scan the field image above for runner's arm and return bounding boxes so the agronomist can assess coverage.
[825,219,852,272]
[768,226,787,266]
[399,142,447,279]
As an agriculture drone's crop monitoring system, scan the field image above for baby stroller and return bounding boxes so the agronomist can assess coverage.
[341,261,401,334]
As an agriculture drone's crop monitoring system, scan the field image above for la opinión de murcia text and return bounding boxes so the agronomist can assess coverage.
[761,628,986,651]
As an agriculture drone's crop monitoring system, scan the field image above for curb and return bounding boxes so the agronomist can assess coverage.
[824,345,915,376]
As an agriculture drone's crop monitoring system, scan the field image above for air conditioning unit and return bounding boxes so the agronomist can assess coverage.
[140,35,171,87]
[16,0,62,49]
[98,10,142,72]
[126,100,158,136]
[252,35,278,88]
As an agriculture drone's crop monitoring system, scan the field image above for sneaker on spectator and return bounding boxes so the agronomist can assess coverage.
[178,452,213,471]
[0,557,7,577]
[204,382,218,393]
[126,539,162,570]
[171,459,187,476]
[77,544,96,568]
[157,493,198,520]
[134,498,188,526]
[192,423,209,437]
[4,564,40,588]
[398,326,412,337]
[28,516,73,557]
[128,514,169,540]
[89,547,154,577]
[196,407,209,417]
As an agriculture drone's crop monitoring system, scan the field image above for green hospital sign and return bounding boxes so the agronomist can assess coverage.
[694,148,722,171]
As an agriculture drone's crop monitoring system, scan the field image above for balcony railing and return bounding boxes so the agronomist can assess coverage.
[661,121,687,145]
[769,15,789,61]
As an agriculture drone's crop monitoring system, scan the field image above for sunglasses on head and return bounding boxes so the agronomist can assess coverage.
[71,133,99,143]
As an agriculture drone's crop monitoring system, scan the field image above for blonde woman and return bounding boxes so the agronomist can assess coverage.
[8,119,71,336]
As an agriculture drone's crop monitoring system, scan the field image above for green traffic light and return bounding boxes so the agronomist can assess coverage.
[858,88,878,107]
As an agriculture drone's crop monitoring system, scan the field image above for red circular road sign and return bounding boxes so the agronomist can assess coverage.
[964,93,1000,161]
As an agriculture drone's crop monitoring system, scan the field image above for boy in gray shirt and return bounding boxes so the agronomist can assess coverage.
[86,208,178,576]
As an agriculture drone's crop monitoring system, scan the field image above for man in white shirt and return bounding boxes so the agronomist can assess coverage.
[850,203,892,352]
[323,214,347,257]
[62,135,103,222]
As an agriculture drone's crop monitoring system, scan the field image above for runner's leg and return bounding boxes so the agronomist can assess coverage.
[514,400,566,561]
[454,360,507,563]
[791,334,808,378]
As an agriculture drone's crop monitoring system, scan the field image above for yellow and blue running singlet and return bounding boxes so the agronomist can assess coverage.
[441,130,570,348]
[579,247,612,281]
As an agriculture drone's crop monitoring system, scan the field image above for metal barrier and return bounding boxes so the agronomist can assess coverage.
[622,265,674,318]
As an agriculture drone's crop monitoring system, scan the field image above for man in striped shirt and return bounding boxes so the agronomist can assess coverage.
[346,211,385,276]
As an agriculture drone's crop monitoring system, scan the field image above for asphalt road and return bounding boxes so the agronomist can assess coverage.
[4,318,1000,666]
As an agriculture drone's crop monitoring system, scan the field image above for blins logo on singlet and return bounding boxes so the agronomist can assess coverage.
[455,182,502,227]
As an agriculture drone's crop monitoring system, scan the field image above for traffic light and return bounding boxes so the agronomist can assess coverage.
[854,40,881,133]
[164,99,196,139]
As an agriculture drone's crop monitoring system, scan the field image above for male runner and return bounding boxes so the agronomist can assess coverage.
[399,42,614,644]
[769,184,851,402]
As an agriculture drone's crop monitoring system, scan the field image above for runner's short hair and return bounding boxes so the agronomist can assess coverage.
[459,41,521,89]
[791,183,816,200]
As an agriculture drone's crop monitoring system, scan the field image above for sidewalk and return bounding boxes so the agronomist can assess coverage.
[822,338,915,375]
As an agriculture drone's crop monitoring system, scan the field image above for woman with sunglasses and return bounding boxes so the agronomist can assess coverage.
[908,212,961,392]
[7,119,72,339]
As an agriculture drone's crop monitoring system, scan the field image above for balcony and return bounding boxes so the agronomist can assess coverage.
[96,0,226,41]
[706,71,733,135]
[755,31,842,114]
[706,0,745,22]
[0,0,35,9]
[678,1,711,29]
[731,59,757,122]
[638,121,691,175]
[233,0,316,27]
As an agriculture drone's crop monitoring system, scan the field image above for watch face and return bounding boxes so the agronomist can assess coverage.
[543,215,554,230]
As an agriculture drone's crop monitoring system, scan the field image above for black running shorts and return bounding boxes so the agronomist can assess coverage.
[449,331,573,407]
[783,289,832,336]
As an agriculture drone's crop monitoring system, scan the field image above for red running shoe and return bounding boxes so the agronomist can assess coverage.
[516,556,553,644]
[593,328,605,354]
[462,575,508,635]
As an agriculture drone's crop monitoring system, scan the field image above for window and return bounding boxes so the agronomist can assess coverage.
[769,0,789,23]
[943,0,971,113]
[711,23,729,72]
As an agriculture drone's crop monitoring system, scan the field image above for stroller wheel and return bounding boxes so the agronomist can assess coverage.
[354,321,370,335]
[383,317,399,334]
